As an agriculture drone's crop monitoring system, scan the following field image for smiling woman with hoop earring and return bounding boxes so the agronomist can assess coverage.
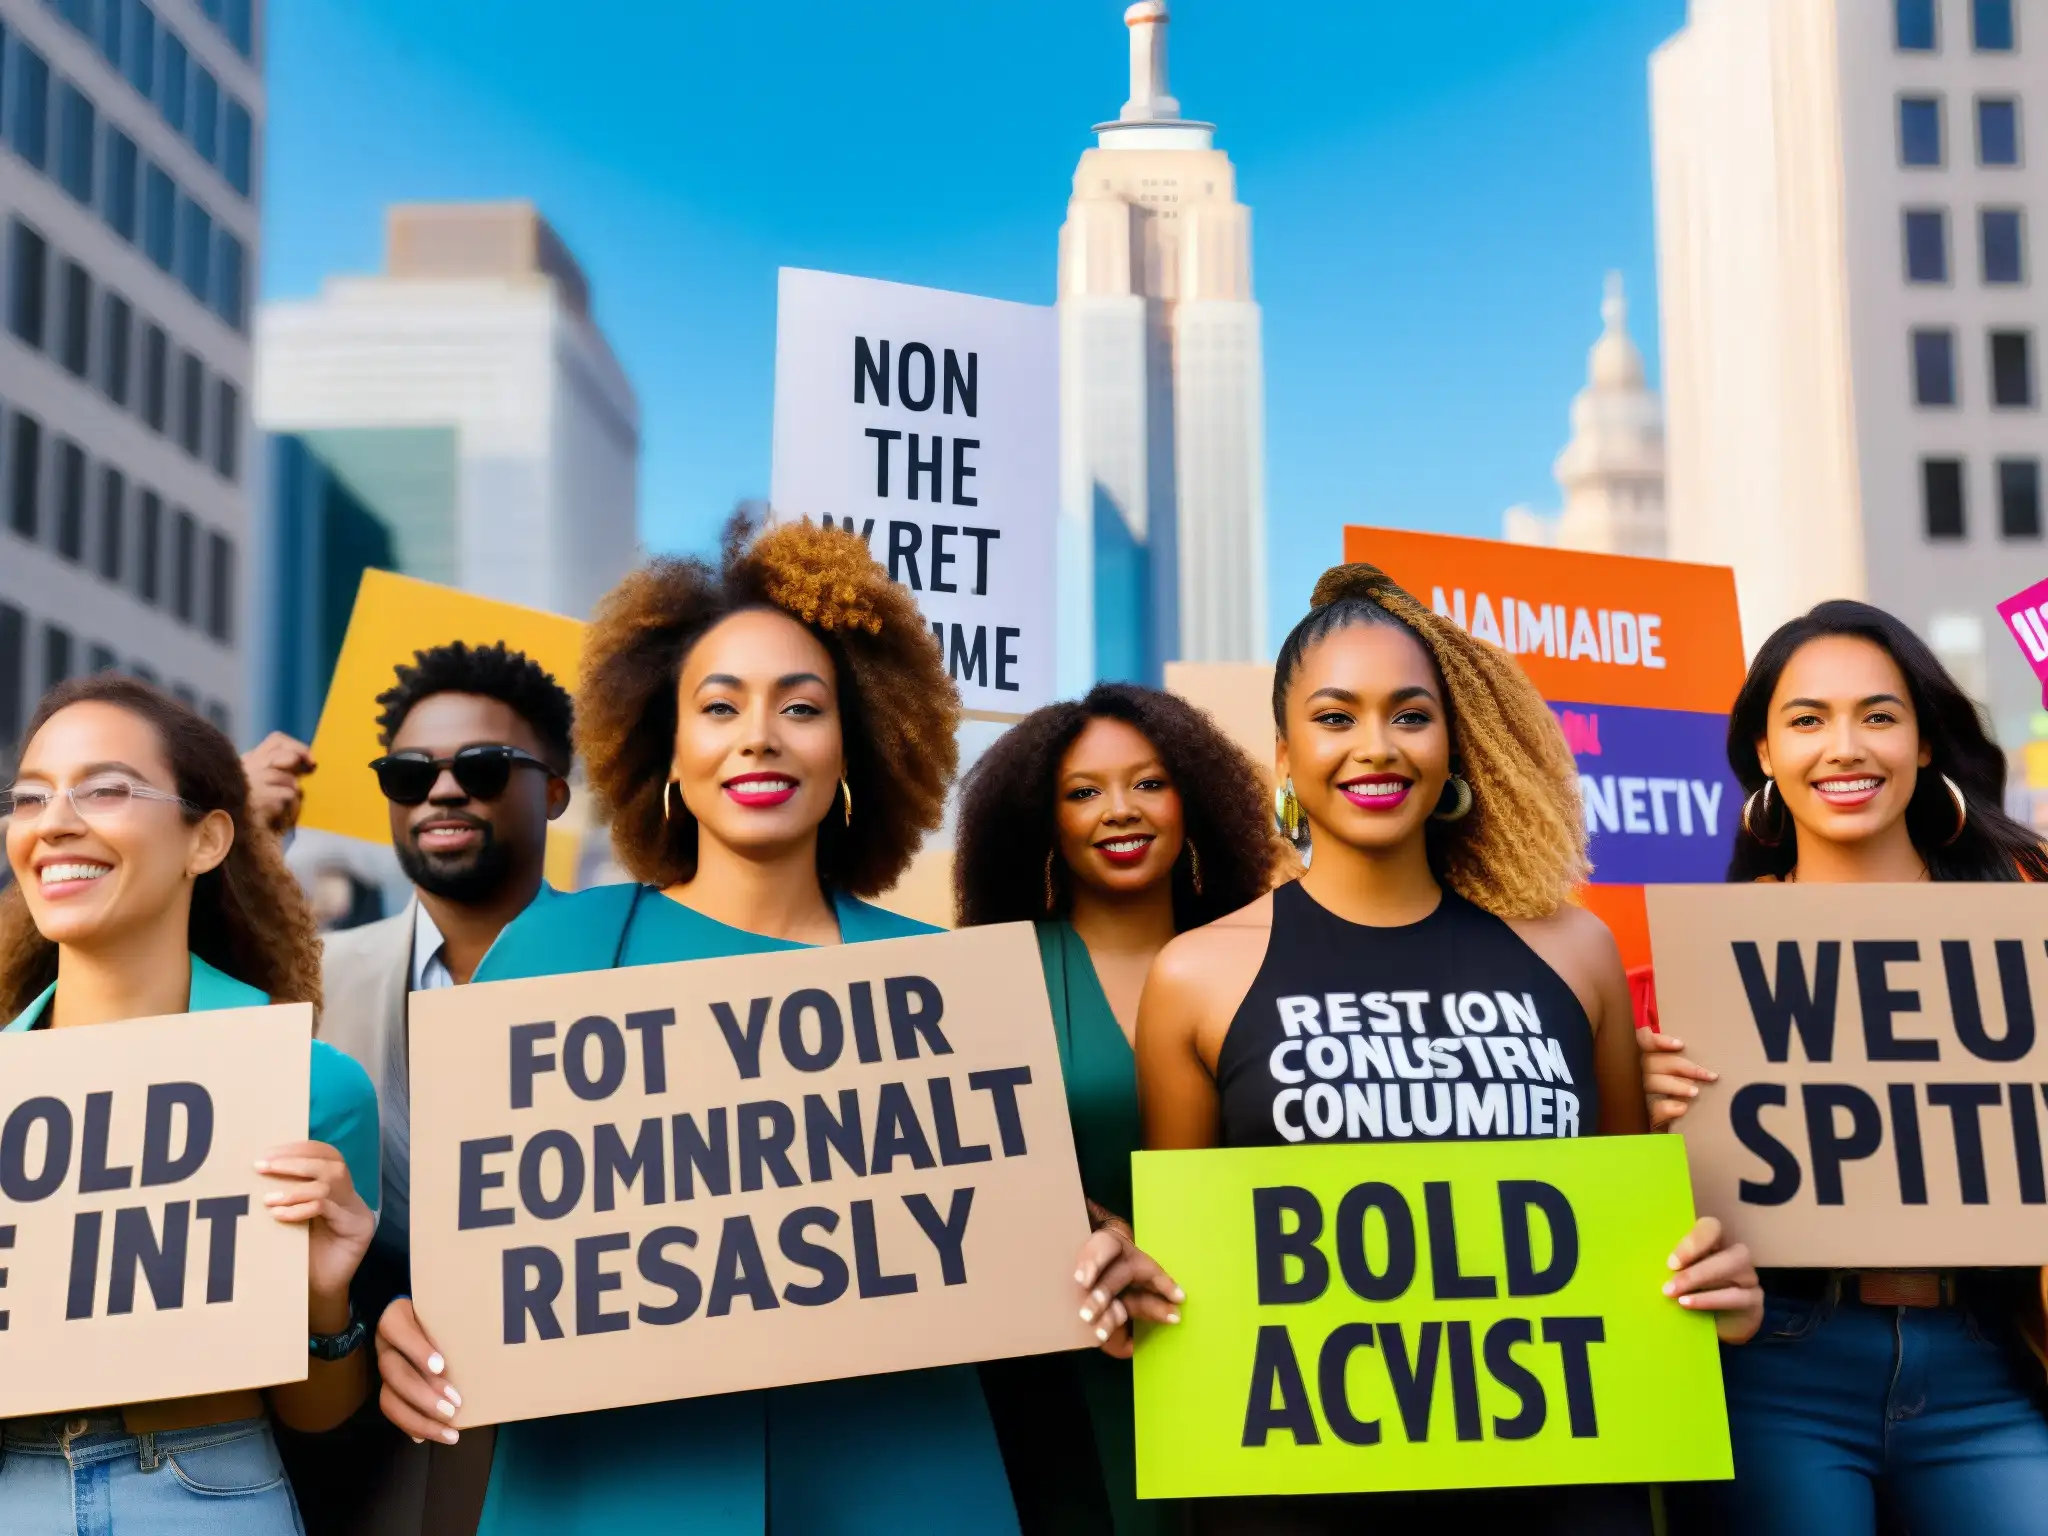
[1645,600,2048,1536]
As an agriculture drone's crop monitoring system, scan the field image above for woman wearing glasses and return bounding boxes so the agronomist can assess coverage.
[0,675,381,1533]
[372,517,1066,1533]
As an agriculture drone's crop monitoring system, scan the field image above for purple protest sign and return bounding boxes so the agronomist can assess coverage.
[1999,577,2048,708]
[1550,700,1743,884]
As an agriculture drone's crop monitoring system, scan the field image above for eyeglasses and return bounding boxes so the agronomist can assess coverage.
[2,778,195,823]
[369,745,554,806]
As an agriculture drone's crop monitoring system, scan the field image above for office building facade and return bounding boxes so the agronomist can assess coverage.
[0,0,261,758]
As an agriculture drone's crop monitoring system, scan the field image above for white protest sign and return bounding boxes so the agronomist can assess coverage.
[770,268,1058,717]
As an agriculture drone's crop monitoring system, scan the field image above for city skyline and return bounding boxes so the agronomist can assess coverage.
[260,0,1684,655]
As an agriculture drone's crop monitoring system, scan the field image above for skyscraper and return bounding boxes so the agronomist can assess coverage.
[1653,0,2042,745]
[0,0,264,757]
[1505,274,1668,558]
[1057,0,1266,690]
[254,201,640,622]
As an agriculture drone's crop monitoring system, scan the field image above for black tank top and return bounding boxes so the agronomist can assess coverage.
[1216,880,1600,1149]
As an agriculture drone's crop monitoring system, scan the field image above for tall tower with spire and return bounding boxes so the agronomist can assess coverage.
[1504,274,1668,558]
[1057,2,1267,689]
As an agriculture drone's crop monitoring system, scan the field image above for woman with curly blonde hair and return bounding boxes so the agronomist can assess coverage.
[1,676,380,1533]
[1136,564,1759,1535]
[371,516,1032,1534]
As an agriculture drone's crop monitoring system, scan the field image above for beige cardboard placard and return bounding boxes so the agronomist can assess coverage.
[1646,883,2048,1267]
[0,1007,312,1416]
[408,922,1095,1427]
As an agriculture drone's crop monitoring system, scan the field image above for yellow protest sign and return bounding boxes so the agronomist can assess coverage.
[299,571,584,847]
[1131,1136,1731,1498]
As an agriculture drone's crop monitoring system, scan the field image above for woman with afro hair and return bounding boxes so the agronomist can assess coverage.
[369,517,1020,1534]
[955,683,1280,1536]
[1136,564,1761,1534]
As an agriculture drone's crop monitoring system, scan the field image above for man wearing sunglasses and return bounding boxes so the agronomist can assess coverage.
[285,640,572,1536]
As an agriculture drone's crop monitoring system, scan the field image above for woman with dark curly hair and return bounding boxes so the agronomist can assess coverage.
[0,676,380,1533]
[371,517,1033,1534]
[957,682,1276,1535]
[1137,565,1760,1535]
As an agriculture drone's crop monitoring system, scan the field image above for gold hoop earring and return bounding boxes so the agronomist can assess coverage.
[1430,775,1473,823]
[1741,779,1783,847]
[1186,838,1204,896]
[1941,773,1968,846]
[664,780,682,823]
[1275,779,1304,843]
[1043,849,1058,914]
[840,777,853,828]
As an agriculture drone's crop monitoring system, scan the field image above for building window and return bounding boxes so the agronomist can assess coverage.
[224,99,251,196]
[8,220,48,349]
[1979,98,2021,165]
[88,644,118,675]
[2001,459,2042,536]
[8,413,41,540]
[1991,329,2034,406]
[1984,208,2026,283]
[206,529,233,642]
[178,196,211,302]
[204,699,230,734]
[214,230,246,330]
[103,127,139,241]
[1905,209,1949,282]
[213,379,239,481]
[97,0,123,70]
[1913,327,1958,405]
[172,508,196,623]
[55,0,92,40]
[1974,0,2016,50]
[1901,97,1944,167]
[54,440,85,562]
[58,260,90,378]
[13,41,50,171]
[96,465,124,582]
[171,683,196,709]
[127,1,157,99]
[143,163,175,271]
[191,66,218,164]
[100,291,133,407]
[1923,457,1967,538]
[0,602,22,751]
[43,625,73,692]
[130,662,157,686]
[160,30,188,136]
[56,82,95,205]
[1898,0,1937,49]
[141,323,168,432]
[179,351,204,457]
[136,489,162,604]
[226,0,253,57]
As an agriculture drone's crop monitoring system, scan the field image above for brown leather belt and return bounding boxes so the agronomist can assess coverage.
[1855,1270,1957,1309]
[121,1389,268,1434]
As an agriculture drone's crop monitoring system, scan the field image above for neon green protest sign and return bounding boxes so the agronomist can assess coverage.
[1131,1136,1732,1498]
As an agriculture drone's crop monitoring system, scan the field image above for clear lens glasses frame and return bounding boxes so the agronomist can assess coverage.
[1,779,196,823]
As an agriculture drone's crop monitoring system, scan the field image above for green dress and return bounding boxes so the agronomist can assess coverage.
[468,883,1022,1536]
[981,922,1175,1536]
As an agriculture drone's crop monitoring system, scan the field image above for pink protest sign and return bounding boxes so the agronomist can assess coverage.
[1999,577,2048,707]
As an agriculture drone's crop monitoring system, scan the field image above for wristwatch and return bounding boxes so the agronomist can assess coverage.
[309,1309,368,1362]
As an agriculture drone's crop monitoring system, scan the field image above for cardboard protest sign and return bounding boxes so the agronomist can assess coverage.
[770,268,1058,719]
[2000,575,2048,710]
[407,922,1093,1426]
[300,570,584,848]
[1647,883,2048,1267]
[1131,1136,1729,1498]
[0,1008,312,1417]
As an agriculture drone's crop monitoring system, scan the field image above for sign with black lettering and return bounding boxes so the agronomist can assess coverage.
[0,1008,311,1416]
[1648,884,2048,1265]
[769,267,1056,716]
[1131,1137,1730,1497]
[406,923,1092,1426]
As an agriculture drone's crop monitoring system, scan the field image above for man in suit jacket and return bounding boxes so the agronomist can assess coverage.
[288,641,574,1536]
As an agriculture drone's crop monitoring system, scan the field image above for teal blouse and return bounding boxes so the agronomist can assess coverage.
[4,954,381,1216]
[469,884,1022,1536]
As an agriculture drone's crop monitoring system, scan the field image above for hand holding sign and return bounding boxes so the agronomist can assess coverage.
[1074,1220,1184,1359]
[256,1139,374,1319]
[1637,1026,1721,1132]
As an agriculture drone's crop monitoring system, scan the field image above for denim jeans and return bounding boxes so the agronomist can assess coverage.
[1668,1279,2048,1535]
[0,1413,305,1535]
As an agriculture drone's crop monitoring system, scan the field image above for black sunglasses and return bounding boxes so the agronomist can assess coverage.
[370,746,554,806]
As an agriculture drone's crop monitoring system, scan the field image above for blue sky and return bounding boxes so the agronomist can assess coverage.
[263,0,1687,654]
